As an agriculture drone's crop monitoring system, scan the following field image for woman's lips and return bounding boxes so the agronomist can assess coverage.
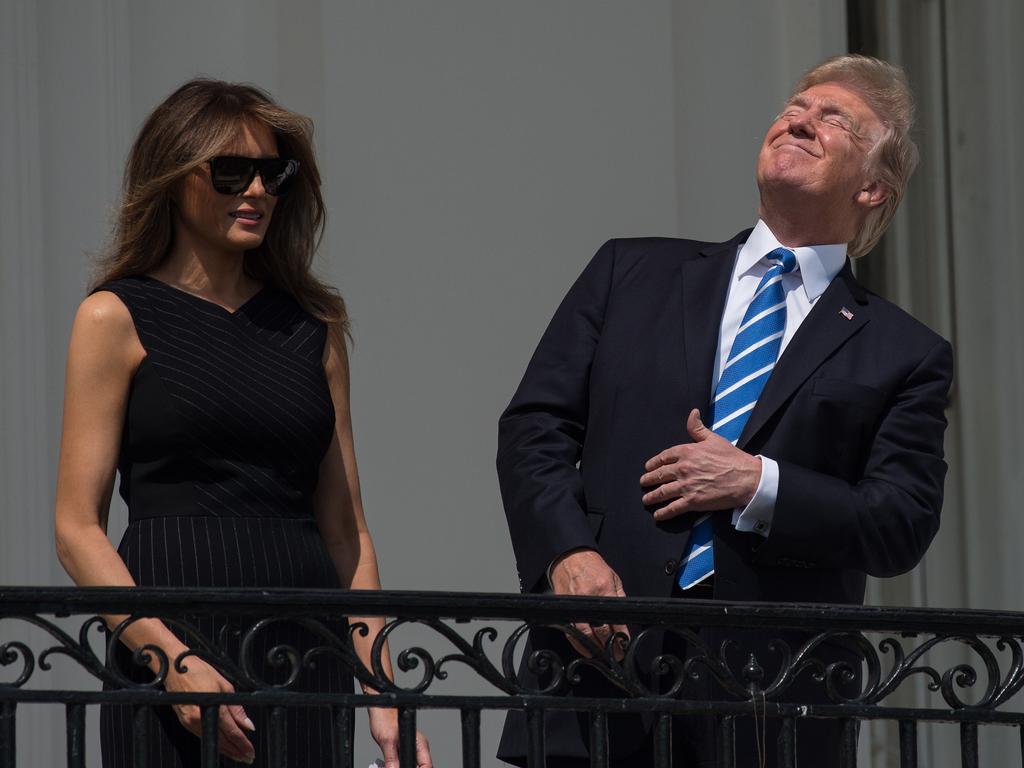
[230,210,263,226]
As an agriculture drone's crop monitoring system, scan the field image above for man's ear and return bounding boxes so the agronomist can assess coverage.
[855,180,890,209]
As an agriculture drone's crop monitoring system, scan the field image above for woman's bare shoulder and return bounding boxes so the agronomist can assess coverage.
[70,290,144,362]
[77,289,133,324]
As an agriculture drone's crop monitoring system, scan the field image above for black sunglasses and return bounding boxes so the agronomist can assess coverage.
[207,156,300,196]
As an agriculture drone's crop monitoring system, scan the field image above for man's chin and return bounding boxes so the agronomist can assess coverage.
[758,170,815,196]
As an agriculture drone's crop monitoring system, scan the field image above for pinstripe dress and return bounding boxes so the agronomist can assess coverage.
[97,276,352,767]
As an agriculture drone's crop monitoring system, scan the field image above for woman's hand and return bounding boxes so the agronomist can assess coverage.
[316,333,431,768]
[369,707,432,768]
[164,656,256,765]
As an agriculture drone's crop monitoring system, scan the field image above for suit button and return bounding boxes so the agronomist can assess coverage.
[664,559,678,575]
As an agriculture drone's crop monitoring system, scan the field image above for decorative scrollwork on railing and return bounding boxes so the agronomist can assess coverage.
[1,614,113,689]
[991,636,1024,707]
[0,641,33,689]
[5,607,1024,716]
[861,632,1013,710]
[356,618,1024,713]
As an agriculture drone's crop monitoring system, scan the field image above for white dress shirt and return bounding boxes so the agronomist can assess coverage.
[721,220,847,536]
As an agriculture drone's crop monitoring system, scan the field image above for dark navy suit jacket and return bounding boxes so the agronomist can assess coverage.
[496,232,953,763]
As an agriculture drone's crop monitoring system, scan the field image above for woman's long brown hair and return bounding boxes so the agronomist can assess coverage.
[92,78,347,332]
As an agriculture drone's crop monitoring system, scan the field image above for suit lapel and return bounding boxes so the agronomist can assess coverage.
[680,235,746,419]
[737,261,870,448]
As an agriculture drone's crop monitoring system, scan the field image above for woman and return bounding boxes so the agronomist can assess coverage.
[54,78,431,767]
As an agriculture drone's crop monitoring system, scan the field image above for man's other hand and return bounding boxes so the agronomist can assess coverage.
[640,409,762,521]
[549,549,630,659]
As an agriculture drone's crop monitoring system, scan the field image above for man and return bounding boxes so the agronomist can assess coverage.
[496,55,952,767]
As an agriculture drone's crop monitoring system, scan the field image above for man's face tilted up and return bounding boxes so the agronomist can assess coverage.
[756,81,888,240]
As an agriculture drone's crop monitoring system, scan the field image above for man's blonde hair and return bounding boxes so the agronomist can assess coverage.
[793,55,919,258]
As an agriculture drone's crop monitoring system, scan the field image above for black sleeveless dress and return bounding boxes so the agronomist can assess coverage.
[96,276,352,768]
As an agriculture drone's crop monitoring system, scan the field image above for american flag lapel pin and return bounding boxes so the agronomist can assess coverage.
[839,306,854,321]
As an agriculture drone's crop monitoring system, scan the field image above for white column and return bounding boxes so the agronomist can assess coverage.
[853,1,1024,765]
[0,4,59,765]
[2,0,137,762]
[0,0,48,585]
[943,3,1024,760]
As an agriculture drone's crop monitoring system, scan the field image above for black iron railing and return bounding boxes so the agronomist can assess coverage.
[2,588,1024,767]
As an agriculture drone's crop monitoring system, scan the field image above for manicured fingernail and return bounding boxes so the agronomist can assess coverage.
[243,717,256,731]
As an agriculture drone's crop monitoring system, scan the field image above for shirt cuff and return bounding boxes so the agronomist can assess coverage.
[731,456,778,537]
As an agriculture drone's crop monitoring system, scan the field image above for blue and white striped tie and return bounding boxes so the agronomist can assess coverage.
[676,247,797,590]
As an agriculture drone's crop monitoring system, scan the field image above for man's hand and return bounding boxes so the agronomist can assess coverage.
[640,409,762,521]
[549,549,630,659]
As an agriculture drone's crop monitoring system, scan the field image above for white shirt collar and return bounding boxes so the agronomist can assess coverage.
[736,220,847,302]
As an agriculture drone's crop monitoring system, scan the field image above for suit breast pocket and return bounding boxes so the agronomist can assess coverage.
[805,377,889,476]
[811,377,886,406]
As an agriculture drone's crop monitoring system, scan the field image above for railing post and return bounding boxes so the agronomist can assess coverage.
[200,705,219,768]
[588,711,609,768]
[0,703,15,768]
[461,708,481,768]
[332,706,355,768]
[839,719,857,768]
[717,715,735,768]
[960,722,978,768]
[132,705,150,768]
[399,707,417,768]
[653,713,672,768]
[526,707,546,768]
[899,720,917,768]
[778,716,796,768]
[65,703,86,768]
[268,705,287,768]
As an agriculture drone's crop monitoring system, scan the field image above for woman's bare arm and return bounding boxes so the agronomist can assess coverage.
[54,291,187,663]
[313,324,391,677]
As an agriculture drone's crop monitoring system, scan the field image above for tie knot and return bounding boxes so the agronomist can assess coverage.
[766,247,797,275]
